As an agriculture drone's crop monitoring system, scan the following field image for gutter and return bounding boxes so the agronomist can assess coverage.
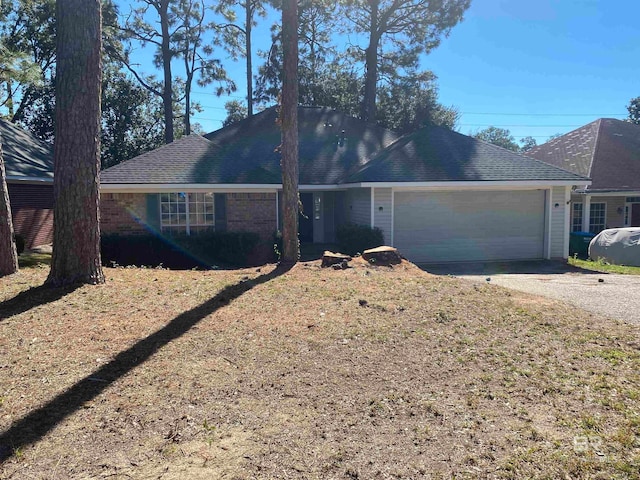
[6,175,53,184]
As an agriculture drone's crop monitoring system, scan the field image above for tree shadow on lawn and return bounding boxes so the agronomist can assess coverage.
[0,284,81,322]
[0,263,292,463]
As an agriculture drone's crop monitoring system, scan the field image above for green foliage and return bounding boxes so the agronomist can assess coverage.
[101,232,264,269]
[253,1,463,134]
[0,0,55,118]
[256,38,456,134]
[223,100,248,126]
[178,231,262,266]
[376,71,460,133]
[568,256,640,275]
[101,69,165,168]
[472,126,520,152]
[115,0,234,140]
[273,230,283,261]
[519,136,537,152]
[338,0,471,121]
[336,223,384,256]
[16,70,167,167]
[272,230,300,262]
[626,96,640,125]
[547,132,563,141]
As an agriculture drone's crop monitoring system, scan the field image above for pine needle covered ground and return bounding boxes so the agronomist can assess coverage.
[1,259,639,479]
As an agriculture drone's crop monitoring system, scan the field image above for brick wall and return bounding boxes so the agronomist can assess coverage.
[101,192,277,239]
[100,193,148,235]
[8,182,54,248]
[226,192,277,240]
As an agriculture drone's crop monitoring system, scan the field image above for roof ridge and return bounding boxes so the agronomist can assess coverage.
[587,118,604,181]
[338,134,410,182]
[449,127,588,180]
[343,125,589,184]
[528,118,602,154]
[204,106,275,137]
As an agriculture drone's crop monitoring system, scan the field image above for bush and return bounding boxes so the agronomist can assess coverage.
[272,230,300,262]
[336,223,384,256]
[101,231,264,269]
[13,234,25,255]
[178,231,262,266]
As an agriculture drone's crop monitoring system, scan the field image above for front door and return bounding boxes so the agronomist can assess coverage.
[632,204,640,227]
[299,192,314,242]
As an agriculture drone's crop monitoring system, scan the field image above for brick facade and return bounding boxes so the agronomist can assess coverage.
[226,192,277,240]
[100,193,148,235]
[100,192,277,240]
[8,182,54,248]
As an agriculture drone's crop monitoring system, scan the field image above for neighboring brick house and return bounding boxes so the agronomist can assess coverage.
[1,119,54,249]
[528,118,640,234]
[100,106,588,264]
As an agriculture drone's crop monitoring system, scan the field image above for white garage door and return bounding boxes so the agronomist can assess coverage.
[394,190,546,263]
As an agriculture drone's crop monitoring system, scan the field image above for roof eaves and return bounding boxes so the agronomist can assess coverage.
[6,175,53,183]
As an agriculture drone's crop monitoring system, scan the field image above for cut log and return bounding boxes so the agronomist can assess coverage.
[362,246,402,266]
[321,251,352,268]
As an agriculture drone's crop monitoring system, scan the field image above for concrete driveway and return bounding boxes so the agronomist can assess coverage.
[422,260,640,324]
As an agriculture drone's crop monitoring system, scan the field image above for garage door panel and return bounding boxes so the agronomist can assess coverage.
[394,190,545,263]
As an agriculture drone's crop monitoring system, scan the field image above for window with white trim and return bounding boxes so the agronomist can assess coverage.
[589,202,606,234]
[625,205,630,226]
[572,203,583,232]
[160,192,214,234]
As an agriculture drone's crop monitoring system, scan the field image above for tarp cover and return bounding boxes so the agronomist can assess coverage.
[589,227,640,266]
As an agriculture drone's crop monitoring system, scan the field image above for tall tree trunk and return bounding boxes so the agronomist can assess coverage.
[361,1,379,122]
[160,0,174,144]
[6,81,14,118]
[184,68,192,135]
[245,1,253,117]
[46,0,104,286]
[280,0,299,265]
[0,142,19,277]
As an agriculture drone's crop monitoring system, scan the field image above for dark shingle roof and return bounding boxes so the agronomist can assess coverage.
[1,119,53,179]
[102,107,588,186]
[346,125,588,183]
[204,106,400,184]
[527,118,640,191]
[102,107,399,185]
[100,134,225,184]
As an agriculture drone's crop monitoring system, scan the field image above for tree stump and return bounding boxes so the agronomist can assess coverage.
[321,251,352,268]
[362,246,402,266]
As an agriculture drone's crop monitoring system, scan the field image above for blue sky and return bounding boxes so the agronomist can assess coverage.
[131,0,639,145]
[424,0,640,143]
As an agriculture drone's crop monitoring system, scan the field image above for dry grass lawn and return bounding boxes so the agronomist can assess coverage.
[1,259,639,479]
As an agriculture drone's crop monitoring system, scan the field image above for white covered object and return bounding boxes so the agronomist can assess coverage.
[589,227,640,267]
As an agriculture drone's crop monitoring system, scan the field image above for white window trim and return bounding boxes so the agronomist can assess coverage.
[572,202,583,232]
[159,192,215,235]
[625,204,630,227]
[572,201,607,233]
[589,201,606,233]
[626,202,640,227]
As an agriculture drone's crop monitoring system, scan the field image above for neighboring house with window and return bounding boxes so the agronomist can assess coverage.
[100,106,588,264]
[1,119,54,249]
[528,118,640,234]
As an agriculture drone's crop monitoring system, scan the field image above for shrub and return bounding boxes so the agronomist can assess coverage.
[13,234,25,255]
[178,231,262,266]
[101,231,264,269]
[273,230,283,261]
[272,230,300,262]
[336,223,384,256]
